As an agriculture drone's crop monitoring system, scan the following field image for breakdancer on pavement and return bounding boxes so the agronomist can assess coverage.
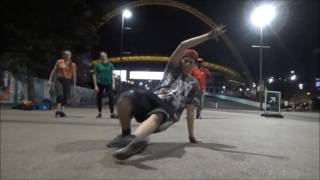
[108,25,226,161]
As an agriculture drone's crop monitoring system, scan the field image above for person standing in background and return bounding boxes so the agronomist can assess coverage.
[191,58,212,119]
[48,50,77,118]
[92,52,117,118]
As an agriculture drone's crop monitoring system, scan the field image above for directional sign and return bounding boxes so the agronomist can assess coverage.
[265,91,281,113]
[269,97,276,103]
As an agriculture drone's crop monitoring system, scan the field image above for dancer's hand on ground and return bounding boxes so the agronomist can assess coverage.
[209,24,226,41]
[94,86,99,93]
[189,136,200,144]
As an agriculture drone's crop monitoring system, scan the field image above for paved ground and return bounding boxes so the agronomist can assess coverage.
[1,107,319,180]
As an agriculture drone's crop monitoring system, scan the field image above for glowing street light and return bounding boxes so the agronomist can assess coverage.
[119,9,132,85]
[122,9,132,19]
[252,83,257,88]
[268,77,274,84]
[298,83,304,90]
[290,74,297,81]
[250,3,276,111]
[251,4,276,27]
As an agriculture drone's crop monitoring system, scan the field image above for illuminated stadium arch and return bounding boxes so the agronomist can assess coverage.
[93,0,253,86]
[92,55,240,77]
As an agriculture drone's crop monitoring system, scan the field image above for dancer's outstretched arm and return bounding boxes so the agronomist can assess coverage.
[169,25,226,65]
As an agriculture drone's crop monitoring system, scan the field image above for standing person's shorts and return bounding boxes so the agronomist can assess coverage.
[120,90,176,132]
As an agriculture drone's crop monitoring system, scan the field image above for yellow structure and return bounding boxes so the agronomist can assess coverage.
[91,55,240,77]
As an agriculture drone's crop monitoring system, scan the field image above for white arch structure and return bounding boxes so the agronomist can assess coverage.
[92,0,253,85]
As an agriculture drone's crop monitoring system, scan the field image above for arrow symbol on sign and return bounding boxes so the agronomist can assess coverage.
[269,97,276,103]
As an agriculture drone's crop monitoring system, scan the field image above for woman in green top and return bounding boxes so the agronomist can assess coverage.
[92,52,117,118]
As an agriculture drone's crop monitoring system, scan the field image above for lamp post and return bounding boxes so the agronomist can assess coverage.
[120,9,132,82]
[251,4,276,111]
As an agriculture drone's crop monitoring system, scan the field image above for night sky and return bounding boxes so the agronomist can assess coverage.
[97,0,319,88]
[1,0,319,89]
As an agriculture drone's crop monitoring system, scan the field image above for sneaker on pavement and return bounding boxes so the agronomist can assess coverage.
[96,113,102,118]
[55,111,60,118]
[110,113,118,119]
[60,112,66,117]
[112,139,147,161]
[107,134,135,148]
[196,114,203,119]
[189,136,200,144]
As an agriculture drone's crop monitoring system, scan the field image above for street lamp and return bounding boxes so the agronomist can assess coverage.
[120,9,132,83]
[252,82,257,88]
[251,4,276,111]
[268,76,274,84]
[290,74,297,81]
[298,83,304,90]
[119,9,132,91]
[123,9,132,19]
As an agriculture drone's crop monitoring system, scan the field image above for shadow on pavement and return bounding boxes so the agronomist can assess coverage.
[118,142,289,170]
[53,140,289,171]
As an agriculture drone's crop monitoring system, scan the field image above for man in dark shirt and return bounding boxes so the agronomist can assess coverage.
[108,25,226,161]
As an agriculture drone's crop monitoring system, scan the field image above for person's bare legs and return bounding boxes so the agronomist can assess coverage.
[117,96,133,131]
[133,113,163,140]
[116,95,163,137]
[112,113,163,160]
[187,105,195,138]
[186,104,199,143]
